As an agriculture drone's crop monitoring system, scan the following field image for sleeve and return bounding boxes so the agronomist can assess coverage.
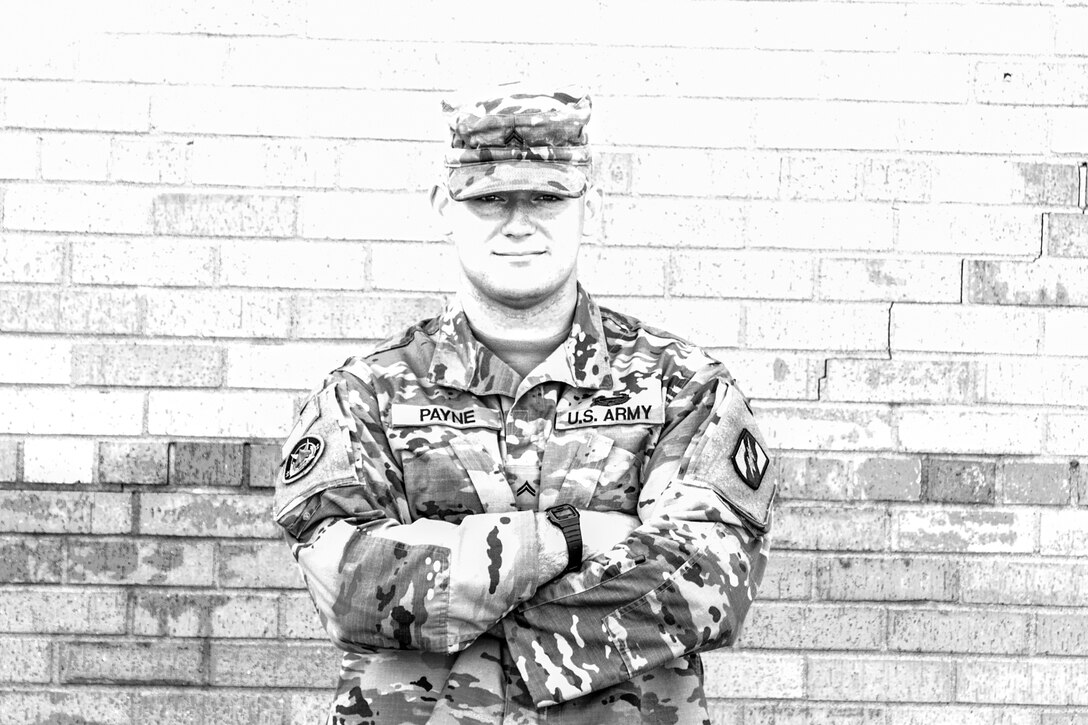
[272,365,567,655]
[502,363,775,706]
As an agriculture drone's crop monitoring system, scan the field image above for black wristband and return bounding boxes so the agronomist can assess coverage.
[545,504,582,574]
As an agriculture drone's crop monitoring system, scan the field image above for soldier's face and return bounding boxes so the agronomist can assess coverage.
[434,187,599,308]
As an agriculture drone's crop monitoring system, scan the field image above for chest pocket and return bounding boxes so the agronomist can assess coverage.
[392,403,515,523]
[545,379,664,514]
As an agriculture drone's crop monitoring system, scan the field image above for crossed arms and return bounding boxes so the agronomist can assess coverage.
[274,361,773,707]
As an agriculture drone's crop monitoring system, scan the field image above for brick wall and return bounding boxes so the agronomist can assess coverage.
[1,2,1086,723]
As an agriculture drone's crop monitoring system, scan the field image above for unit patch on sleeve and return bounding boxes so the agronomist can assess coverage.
[732,428,768,491]
[283,435,324,484]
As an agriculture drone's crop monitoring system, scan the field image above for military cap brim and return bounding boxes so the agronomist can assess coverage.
[447,159,588,201]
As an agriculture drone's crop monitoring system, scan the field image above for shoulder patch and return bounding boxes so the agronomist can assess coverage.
[683,383,775,531]
[284,435,324,483]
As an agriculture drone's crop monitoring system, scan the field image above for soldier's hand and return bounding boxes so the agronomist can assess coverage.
[579,510,641,560]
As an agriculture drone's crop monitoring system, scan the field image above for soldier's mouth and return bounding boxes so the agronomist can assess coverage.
[492,251,546,257]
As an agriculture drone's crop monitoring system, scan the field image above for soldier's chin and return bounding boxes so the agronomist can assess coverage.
[475,278,562,309]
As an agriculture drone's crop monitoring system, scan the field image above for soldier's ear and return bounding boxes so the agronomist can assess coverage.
[581,185,603,238]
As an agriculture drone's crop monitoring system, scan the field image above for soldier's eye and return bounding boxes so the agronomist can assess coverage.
[536,194,563,202]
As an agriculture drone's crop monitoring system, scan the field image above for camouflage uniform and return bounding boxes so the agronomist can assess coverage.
[273,286,775,725]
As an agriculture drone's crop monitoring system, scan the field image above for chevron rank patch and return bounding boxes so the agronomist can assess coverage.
[283,435,324,484]
[732,428,768,491]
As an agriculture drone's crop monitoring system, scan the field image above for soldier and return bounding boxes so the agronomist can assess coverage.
[273,84,776,725]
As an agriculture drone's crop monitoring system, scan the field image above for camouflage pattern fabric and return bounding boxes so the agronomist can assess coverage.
[442,84,592,201]
[274,285,775,725]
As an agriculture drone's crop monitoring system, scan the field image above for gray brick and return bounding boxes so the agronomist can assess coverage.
[1015,162,1080,206]
[889,609,1029,654]
[817,556,957,602]
[969,259,1088,306]
[218,540,305,589]
[0,440,18,482]
[73,344,224,387]
[0,536,64,583]
[140,492,278,538]
[153,193,297,237]
[248,442,281,489]
[924,458,996,504]
[999,460,1074,504]
[211,642,339,687]
[60,641,204,685]
[856,456,923,501]
[739,603,885,651]
[68,538,214,586]
[759,553,813,600]
[0,491,132,534]
[1036,612,1088,655]
[170,442,245,487]
[0,691,133,725]
[0,588,127,634]
[98,441,168,484]
[1048,213,1088,257]
[0,636,50,683]
[133,590,277,638]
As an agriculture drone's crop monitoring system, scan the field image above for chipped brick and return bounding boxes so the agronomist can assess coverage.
[170,442,245,487]
[924,458,996,504]
[98,441,168,485]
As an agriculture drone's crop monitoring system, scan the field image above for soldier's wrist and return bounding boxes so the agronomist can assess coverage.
[535,512,570,581]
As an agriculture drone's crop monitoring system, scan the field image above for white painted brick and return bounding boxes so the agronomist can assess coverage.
[983,358,1088,407]
[898,205,1040,256]
[1043,309,1088,356]
[702,651,805,699]
[822,359,974,404]
[1056,8,1088,56]
[596,297,743,348]
[220,240,368,290]
[603,197,748,248]
[144,290,293,338]
[818,257,960,302]
[861,158,932,203]
[753,101,900,151]
[754,402,896,451]
[709,351,820,400]
[339,140,442,191]
[190,137,339,189]
[958,659,1088,706]
[0,25,77,79]
[5,81,150,132]
[898,408,1044,454]
[779,156,861,201]
[309,0,600,43]
[72,33,230,85]
[1051,108,1088,154]
[595,96,754,148]
[225,342,364,390]
[23,437,95,484]
[634,149,780,199]
[152,86,440,140]
[895,508,1035,554]
[670,250,813,299]
[369,242,457,293]
[747,202,894,251]
[808,656,954,702]
[1040,510,1088,556]
[59,289,144,334]
[930,159,1079,205]
[892,305,1042,355]
[299,191,438,241]
[0,388,144,435]
[900,105,1049,155]
[821,54,972,104]
[0,235,65,283]
[580,246,667,296]
[3,184,153,234]
[1046,414,1088,455]
[746,302,888,351]
[148,391,296,438]
[39,133,109,181]
[0,132,39,179]
[746,2,903,52]
[0,337,71,385]
[109,137,188,184]
[903,5,1054,55]
[71,239,216,287]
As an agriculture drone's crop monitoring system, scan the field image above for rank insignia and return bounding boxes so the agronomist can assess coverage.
[283,435,324,484]
[732,428,768,491]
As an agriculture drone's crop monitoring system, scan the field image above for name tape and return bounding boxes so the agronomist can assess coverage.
[391,404,502,430]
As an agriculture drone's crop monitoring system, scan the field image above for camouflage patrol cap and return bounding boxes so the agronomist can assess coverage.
[442,83,592,201]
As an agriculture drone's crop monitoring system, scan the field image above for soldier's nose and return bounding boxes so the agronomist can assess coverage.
[501,205,536,237]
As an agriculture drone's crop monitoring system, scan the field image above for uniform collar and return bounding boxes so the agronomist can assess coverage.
[426,284,614,398]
